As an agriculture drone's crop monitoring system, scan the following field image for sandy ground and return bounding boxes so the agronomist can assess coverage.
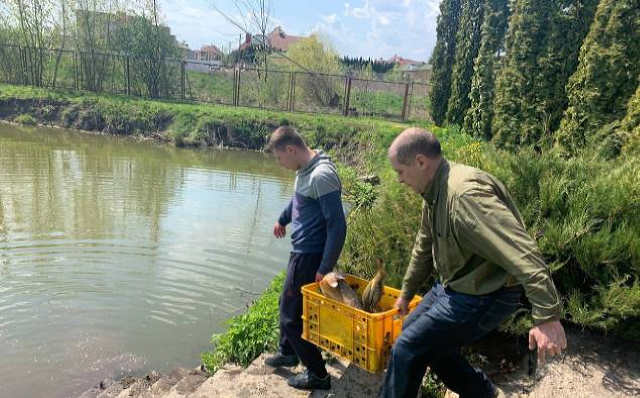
[79,327,640,398]
[194,327,640,398]
[490,328,640,398]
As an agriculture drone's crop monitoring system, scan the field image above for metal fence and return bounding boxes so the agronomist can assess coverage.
[0,45,431,122]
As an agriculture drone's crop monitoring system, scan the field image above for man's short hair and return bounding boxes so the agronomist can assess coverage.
[265,126,307,152]
[391,128,441,165]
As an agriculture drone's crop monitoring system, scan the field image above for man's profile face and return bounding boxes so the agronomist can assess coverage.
[389,152,430,194]
[273,146,298,170]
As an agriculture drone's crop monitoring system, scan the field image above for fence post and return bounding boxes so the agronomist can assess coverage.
[236,68,241,106]
[401,82,410,121]
[290,72,296,112]
[287,72,296,112]
[287,72,292,111]
[232,68,237,106]
[74,51,79,90]
[343,76,352,116]
[126,55,131,95]
[180,61,186,99]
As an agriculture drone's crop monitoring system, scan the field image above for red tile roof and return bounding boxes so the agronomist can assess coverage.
[267,26,303,51]
[388,54,424,66]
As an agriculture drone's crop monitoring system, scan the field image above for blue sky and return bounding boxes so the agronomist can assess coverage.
[160,0,441,62]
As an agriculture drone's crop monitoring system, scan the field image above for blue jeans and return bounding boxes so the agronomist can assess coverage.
[380,283,522,398]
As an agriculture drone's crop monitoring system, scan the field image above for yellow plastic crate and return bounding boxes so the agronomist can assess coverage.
[301,274,422,373]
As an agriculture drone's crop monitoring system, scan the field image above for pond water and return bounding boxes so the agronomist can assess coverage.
[0,123,294,397]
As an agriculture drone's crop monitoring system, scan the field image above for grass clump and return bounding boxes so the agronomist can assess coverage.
[13,113,37,125]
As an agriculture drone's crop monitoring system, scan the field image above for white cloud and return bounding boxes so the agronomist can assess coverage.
[377,15,390,25]
[322,14,337,24]
[161,0,246,49]
[344,0,372,19]
[336,0,438,61]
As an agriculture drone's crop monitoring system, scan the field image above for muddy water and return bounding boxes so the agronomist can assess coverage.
[0,123,294,397]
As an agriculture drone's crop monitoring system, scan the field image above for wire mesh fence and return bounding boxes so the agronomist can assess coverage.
[408,82,431,122]
[0,44,432,122]
[184,61,235,105]
[349,78,408,120]
[292,71,346,115]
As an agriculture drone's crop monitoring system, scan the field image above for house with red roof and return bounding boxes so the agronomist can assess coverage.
[239,26,304,52]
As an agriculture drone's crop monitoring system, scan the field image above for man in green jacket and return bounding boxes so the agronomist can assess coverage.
[380,128,567,398]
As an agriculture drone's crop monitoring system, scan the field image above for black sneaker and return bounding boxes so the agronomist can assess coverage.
[287,369,331,390]
[265,352,299,367]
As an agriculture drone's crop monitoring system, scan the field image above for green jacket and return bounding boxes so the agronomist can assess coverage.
[401,159,562,325]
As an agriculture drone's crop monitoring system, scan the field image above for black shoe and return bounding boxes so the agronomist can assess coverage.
[287,369,331,390]
[486,378,507,398]
[265,352,299,367]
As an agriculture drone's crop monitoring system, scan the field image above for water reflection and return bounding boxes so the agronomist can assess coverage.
[0,123,294,397]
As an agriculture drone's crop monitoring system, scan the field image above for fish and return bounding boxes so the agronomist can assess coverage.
[361,261,387,313]
[319,272,363,310]
[318,272,344,302]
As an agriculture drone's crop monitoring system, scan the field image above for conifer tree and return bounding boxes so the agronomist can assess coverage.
[619,82,640,156]
[429,0,462,126]
[463,0,509,139]
[491,0,554,147]
[446,0,485,126]
[534,0,598,145]
[491,0,597,147]
[556,0,640,152]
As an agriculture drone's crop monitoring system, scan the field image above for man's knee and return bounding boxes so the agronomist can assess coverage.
[280,305,303,333]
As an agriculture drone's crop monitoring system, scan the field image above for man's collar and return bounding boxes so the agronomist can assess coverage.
[421,158,448,205]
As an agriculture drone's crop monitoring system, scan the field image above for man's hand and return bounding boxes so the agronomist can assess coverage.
[273,222,286,238]
[529,320,567,363]
[394,296,409,316]
[315,272,324,283]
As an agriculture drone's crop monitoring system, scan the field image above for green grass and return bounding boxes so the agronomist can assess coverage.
[201,272,284,373]
[13,113,37,125]
[350,89,404,118]
[185,70,234,103]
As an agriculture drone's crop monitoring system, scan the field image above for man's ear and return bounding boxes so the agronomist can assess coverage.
[415,153,428,169]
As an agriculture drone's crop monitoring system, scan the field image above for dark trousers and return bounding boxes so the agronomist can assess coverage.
[279,252,327,378]
[380,283,522,398]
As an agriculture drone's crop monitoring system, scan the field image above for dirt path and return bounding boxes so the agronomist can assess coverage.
[78,327,639,398]
[490,328,640,398]
[195,327,640,398]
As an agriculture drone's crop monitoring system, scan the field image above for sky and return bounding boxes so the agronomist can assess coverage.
[160,0,441,62]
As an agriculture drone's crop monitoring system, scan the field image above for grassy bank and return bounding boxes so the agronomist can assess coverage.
[0,83,411,150]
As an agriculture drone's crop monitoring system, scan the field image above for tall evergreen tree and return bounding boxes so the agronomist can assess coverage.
[491,0,554,147]
[463,0,510,139]
[492,0,596,148]
[619,82,640,156]
[446,0,485,126]
[535,0,598,145]
[556,0,640,152]
[429,0,462,126]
